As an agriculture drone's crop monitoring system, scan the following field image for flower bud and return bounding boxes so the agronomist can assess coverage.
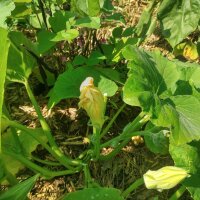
[143,166,189,191]
[78,77,106,129]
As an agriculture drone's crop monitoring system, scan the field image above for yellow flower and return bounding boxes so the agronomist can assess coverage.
[78,77,106,129]
[143,166,189,191]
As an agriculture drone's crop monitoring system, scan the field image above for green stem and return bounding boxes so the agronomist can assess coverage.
[4,150,81,178]
[169,185,186,200]
[83,164,93,187]
[99,138,130,161]
[24,80,82,168]
[122,177,144,198]
[92,127,101,160]
[24,80,54,147]
[31,155,62,166]
[99,112,150,160]
[100,103,126,138]
[9,120,81,169]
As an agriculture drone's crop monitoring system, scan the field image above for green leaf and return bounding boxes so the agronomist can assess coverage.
[51,29,79,42]
[2,127,47,177]
[86,50,106,66]
[13,0,32,2]
[49,11,75,32]
[36,30,56,54]
[48,66,119,108]
[144,126,169,155]
[6,43,36,83]
[169,141,200,200]
[61,187,124,200]
[77,0,102,17]
[104,13,125,24]
[170,142,200,174]
[0,174,39,200]
[0,0,15,28]
[175,61,200,89]
[135,0,157,37]
[122,45,179,115]
[75,17,100,29]
[169,96,200,145]
[71,0,103,17]
[72,55,87,66]
[158,0,200,47]
[11,3,32,18]
[112,27,123,38]
[0,28,10,149]
[28,13,45,29]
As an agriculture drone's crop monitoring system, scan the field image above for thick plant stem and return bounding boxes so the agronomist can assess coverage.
[4,151,81,178]
[100,103,126,138]
[31,155,61,166]
[9,120,81,169]
[24,80,82,168]
[24,80,55,147]
[99,138,130,161]
[92,127,101,160]
[99,112,150,160]
[122,178,144,198]
[169,185,186,200]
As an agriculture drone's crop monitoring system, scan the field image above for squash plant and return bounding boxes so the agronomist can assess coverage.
[0,0,200,200]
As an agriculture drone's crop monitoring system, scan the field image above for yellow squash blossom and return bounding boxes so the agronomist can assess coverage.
[78,77,106,129]
[143,166,189,191]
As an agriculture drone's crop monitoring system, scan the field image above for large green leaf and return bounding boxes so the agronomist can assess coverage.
[72,0,104,17]
[6,31,37,83]
[158,0,200,47]
[144,127,169,155]
[0,28,10,148]
[0,0,15,28]
[169,96,200,145]
[170,141,200,200]
[11,2,32,18]
[122,45,179,115]
[49,11,75,32]
[51,29,79,42]
[0,174,39,200]
[61,187,124,200]
[48,66,119,108]
[135,0,157,44]
[170,142,200,173]
[75,17,100,29]
[156,95,200,145]
[36,30,56,54]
